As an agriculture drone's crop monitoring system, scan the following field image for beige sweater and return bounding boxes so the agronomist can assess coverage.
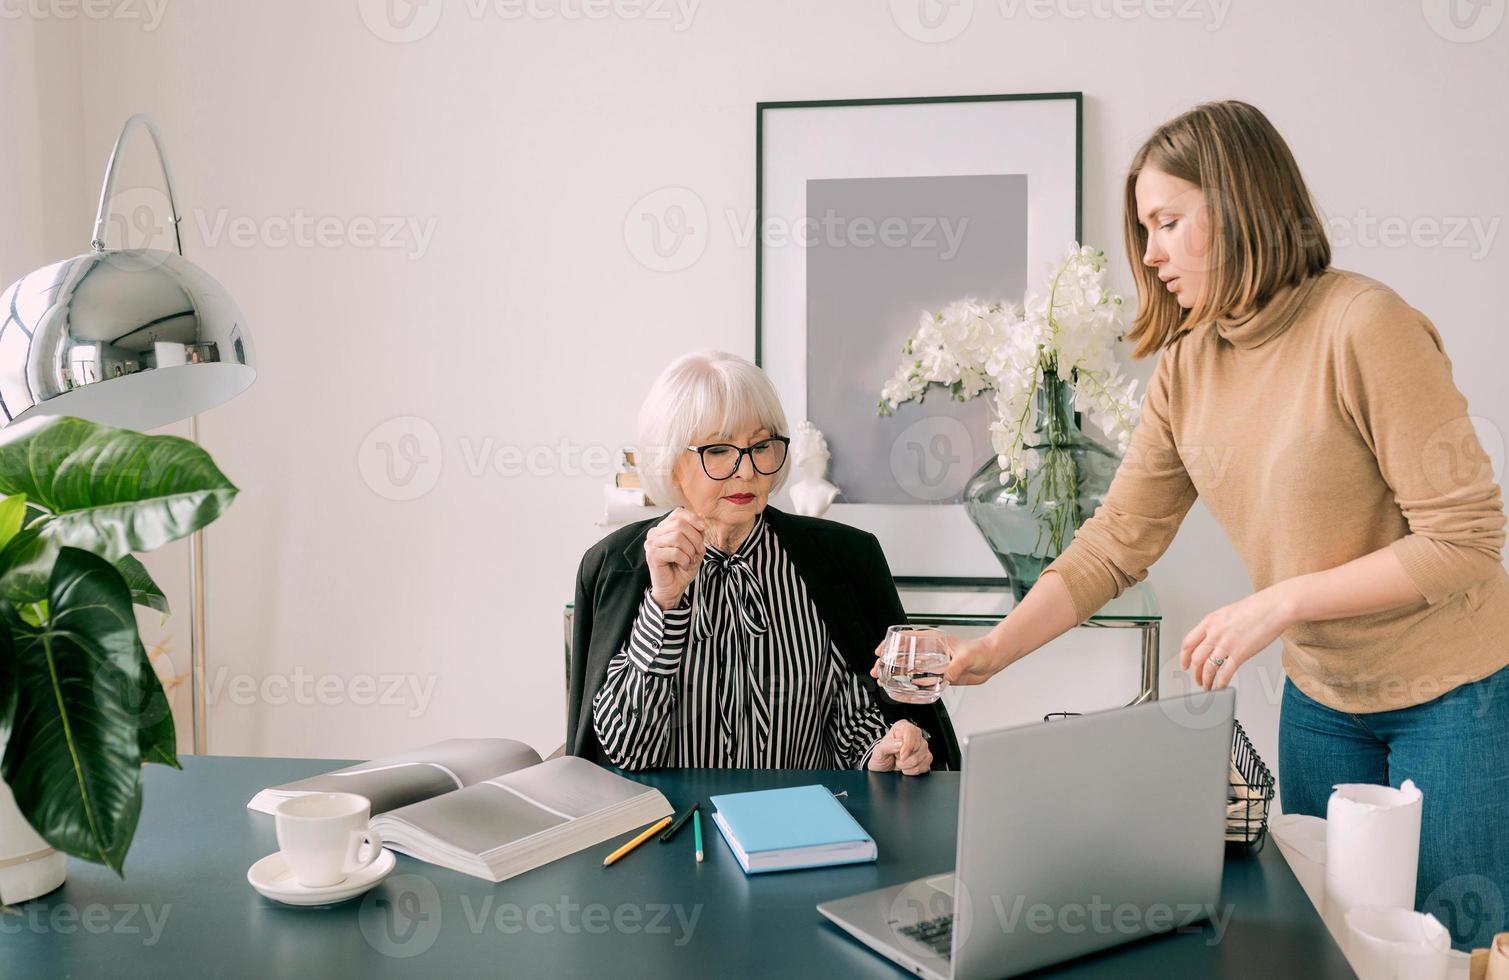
[1043,267,1509,712]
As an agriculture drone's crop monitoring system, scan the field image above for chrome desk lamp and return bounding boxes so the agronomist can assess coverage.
[0,113,257,754]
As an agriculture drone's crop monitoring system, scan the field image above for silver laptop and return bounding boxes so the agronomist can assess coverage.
[818,688,1236,979]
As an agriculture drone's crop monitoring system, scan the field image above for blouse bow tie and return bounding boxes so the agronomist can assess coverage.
[692,548,770,642]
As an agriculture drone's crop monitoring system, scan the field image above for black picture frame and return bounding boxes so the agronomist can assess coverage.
[753,92,1083,585]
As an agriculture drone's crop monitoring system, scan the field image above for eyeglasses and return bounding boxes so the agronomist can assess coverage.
[685,436,790,481]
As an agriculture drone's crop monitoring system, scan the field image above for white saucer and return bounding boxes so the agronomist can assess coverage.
[247,848,396,906]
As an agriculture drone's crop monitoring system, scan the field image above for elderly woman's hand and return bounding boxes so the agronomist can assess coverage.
[867,720,931,775]
[645,507,707,610]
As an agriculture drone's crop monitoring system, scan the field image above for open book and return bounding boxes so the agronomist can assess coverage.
[247,738,673,883]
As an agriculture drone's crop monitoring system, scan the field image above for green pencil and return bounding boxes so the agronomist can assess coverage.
[693,808,703,863]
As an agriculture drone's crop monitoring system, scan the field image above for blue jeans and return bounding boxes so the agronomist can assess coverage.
[1279,668,1509,951]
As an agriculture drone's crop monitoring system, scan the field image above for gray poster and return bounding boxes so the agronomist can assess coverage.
[805,173,1030,505]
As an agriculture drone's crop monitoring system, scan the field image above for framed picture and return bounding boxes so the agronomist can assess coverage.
[756,92,1082,579]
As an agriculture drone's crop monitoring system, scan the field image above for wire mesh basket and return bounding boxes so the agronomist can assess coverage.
[1226,718,1275,855]
[1042,711,1276,856]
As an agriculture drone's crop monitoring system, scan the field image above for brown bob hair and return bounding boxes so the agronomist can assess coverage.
[1122,100,1332,358]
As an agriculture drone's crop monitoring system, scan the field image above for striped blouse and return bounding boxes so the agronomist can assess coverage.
[591,512,891,770]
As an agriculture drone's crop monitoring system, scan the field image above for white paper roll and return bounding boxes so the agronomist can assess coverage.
[1323,780,1423,935]
[154,341,188,367]
[1345,906,1449,980]
[1270,812,1328,866]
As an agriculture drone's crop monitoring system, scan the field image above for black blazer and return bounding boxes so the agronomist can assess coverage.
[567,506,961,770]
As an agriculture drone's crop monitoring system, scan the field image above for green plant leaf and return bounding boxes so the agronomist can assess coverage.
[0,621,14,749]
[110,559,176,764]
[0,417,237,603]
[130,636,179,769]
[115,555,169,614]
[0,494,25,551]
[1,547,145,874]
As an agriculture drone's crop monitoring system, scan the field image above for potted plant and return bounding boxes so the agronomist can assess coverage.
[0,415,236,901]
[879,244,1142,597]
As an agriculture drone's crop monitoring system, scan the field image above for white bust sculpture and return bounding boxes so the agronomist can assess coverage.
[788,420,840,518]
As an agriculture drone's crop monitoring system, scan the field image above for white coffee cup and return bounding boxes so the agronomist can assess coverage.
[274,792,383,888]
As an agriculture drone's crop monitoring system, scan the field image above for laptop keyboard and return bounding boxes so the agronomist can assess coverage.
[897,914,954,959]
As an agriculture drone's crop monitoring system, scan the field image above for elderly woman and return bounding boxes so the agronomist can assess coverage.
[566,350,958,773]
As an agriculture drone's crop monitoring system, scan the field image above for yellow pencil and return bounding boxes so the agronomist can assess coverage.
[602,816,673,867]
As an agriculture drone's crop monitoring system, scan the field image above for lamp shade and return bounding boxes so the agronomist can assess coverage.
[0,247,255,432]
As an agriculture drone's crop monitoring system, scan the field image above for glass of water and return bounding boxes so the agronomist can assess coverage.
[877,625,951,704]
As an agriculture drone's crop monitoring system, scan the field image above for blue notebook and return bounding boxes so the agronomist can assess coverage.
[708,785,877,874]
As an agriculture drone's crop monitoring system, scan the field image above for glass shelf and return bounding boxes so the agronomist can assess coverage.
[897,580,1159,626]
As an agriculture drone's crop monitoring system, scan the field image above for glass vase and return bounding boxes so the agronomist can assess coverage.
[962,368,1121,600]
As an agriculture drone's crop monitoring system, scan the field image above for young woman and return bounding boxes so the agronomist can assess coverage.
[918,100,1509,950]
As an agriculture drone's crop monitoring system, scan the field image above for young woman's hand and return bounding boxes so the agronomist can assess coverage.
[869,632,1008,687]
[644,508,706,610]
[1181,586,1297,689]
[866,720,931,775]
[940,634,1014,686]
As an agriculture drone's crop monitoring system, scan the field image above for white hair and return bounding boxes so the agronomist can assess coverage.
[636,350,791,508]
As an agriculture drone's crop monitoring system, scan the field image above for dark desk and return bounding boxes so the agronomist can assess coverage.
[2,756,1353,979]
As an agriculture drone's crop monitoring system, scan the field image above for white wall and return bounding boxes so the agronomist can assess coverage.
[6,1,1505,789]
